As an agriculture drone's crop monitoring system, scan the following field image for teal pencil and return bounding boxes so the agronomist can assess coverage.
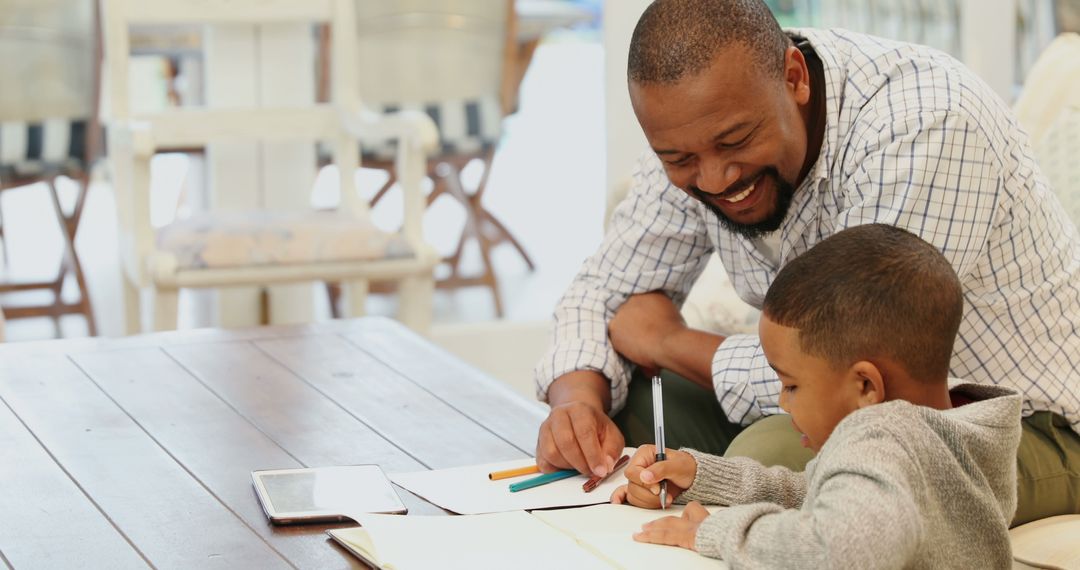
[507,469,577,492]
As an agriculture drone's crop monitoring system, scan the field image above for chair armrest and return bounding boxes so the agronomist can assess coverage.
[339,107,439,153]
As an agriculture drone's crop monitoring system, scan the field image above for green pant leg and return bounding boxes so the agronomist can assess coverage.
[724,413,816,472]
[1013,412,1080,526]
[613,367,744,455]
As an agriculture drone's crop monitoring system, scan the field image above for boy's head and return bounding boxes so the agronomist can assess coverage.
[760,224,963,451]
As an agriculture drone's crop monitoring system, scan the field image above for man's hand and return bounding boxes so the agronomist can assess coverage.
[608,292,686,371]
[536,372,625,476]
[632,501,711,551]
[610,445,696,508]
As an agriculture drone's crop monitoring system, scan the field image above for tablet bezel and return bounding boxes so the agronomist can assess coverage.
[251,465,408,525]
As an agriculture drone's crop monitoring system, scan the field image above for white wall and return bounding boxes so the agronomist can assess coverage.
[602,0,651,201]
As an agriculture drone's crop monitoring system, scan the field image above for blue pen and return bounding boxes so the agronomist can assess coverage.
[508,469,578,492]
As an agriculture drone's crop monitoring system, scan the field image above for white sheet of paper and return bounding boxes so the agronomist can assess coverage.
[330,511,608,570]
[390,448,636,514]
[532,504,729,569]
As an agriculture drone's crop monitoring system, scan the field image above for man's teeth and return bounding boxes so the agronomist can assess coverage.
[724,182,756,203]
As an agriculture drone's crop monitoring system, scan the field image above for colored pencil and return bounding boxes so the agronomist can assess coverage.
[507,469,577,492]
[488,464,541,480]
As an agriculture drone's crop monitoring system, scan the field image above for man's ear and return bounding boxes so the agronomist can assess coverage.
[784,46,811,105]
[849,361,885,408]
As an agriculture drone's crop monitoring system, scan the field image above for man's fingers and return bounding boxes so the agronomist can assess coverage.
[568,406,607,477]
[551,414,592,475]
[600,421,626,471]
[537,421,570,472]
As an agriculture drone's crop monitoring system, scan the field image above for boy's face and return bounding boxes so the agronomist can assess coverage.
[759,315,872,453]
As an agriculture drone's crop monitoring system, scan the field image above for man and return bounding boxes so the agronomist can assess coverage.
[534,0,1080,525]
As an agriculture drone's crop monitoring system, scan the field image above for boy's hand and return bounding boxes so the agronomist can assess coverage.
[632,501,710,551]
[609,445,696,508]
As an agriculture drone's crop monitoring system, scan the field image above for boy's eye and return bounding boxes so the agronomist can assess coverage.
[782,385,797,393]
[667,155,692,166]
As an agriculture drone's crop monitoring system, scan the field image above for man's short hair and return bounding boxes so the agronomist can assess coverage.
[628,0,790,84]
[763,224,963,381]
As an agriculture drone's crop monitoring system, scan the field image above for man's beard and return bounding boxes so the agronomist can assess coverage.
[691,168,796,240]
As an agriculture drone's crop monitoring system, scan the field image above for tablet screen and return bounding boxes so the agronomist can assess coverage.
[252,465,407,524]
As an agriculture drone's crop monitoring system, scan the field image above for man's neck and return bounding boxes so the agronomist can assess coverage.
[797,41,827,185]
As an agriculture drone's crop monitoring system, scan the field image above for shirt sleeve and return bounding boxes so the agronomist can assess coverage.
[533,152,714,413]
[692,429,922,567]
[709,109,1003,426]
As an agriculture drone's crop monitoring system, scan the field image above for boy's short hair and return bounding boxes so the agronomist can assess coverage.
[763,224,963,381]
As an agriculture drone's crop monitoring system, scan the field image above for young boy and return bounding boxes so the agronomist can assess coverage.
[611,224,1022,568]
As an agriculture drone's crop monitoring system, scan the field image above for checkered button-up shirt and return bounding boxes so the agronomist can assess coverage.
[535,28,1080,434]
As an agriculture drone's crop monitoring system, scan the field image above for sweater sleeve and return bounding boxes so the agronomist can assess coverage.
[691,433,923,567]
[678,449,808,509]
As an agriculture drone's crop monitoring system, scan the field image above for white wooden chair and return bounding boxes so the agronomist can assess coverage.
[104,0,440,334]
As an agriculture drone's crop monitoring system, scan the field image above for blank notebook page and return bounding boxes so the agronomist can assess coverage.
[532,504,728,570]
[330,510,609,569]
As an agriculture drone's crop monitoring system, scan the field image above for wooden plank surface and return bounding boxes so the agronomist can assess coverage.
[253,333,529,469]
[71,346,362,569]
[0,355,291,569]
[0,318,547,568]
[0,397,149,569]
[342,319,546,453]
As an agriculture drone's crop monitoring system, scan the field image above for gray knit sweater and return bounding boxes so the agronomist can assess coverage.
[680,384,1021,569]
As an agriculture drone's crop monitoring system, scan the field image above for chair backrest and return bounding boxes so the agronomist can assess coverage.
[353,0,513,156]
[0,0,100,176]
[104,0,366,212]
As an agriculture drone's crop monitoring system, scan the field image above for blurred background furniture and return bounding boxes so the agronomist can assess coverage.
[326,0,535,318]
[0,0,101,335]
[1013,32,1080,229]
[105,0,439,333]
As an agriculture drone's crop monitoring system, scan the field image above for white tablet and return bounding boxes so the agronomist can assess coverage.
[252,465,408,525]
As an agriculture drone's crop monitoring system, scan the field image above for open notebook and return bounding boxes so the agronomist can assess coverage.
[327,503,728,569]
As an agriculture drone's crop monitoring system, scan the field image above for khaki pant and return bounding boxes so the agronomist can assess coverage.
[613,369,1080,526]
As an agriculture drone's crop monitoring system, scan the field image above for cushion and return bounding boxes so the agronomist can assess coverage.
[0,118,87,180]
[156,210,415,271]
[1009,515,1080,569]
[1034,105,1080,229]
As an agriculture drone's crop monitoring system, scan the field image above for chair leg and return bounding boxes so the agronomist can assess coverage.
[479,208,536,270]
[343,279,369,318]
[151,288,179,332]
[325,282,343,319]
[122,272,142,335]
[397,274,434,335]
[48,175,98,335]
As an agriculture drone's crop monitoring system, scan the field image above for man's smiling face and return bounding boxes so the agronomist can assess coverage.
[629,43,812,238]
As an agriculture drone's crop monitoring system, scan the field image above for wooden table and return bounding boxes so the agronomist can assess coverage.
[0,317,546,569]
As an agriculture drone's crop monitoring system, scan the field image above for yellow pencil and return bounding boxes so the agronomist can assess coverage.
[488,464,541,480]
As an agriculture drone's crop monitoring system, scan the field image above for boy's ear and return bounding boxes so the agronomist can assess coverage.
[849,361,885,408]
